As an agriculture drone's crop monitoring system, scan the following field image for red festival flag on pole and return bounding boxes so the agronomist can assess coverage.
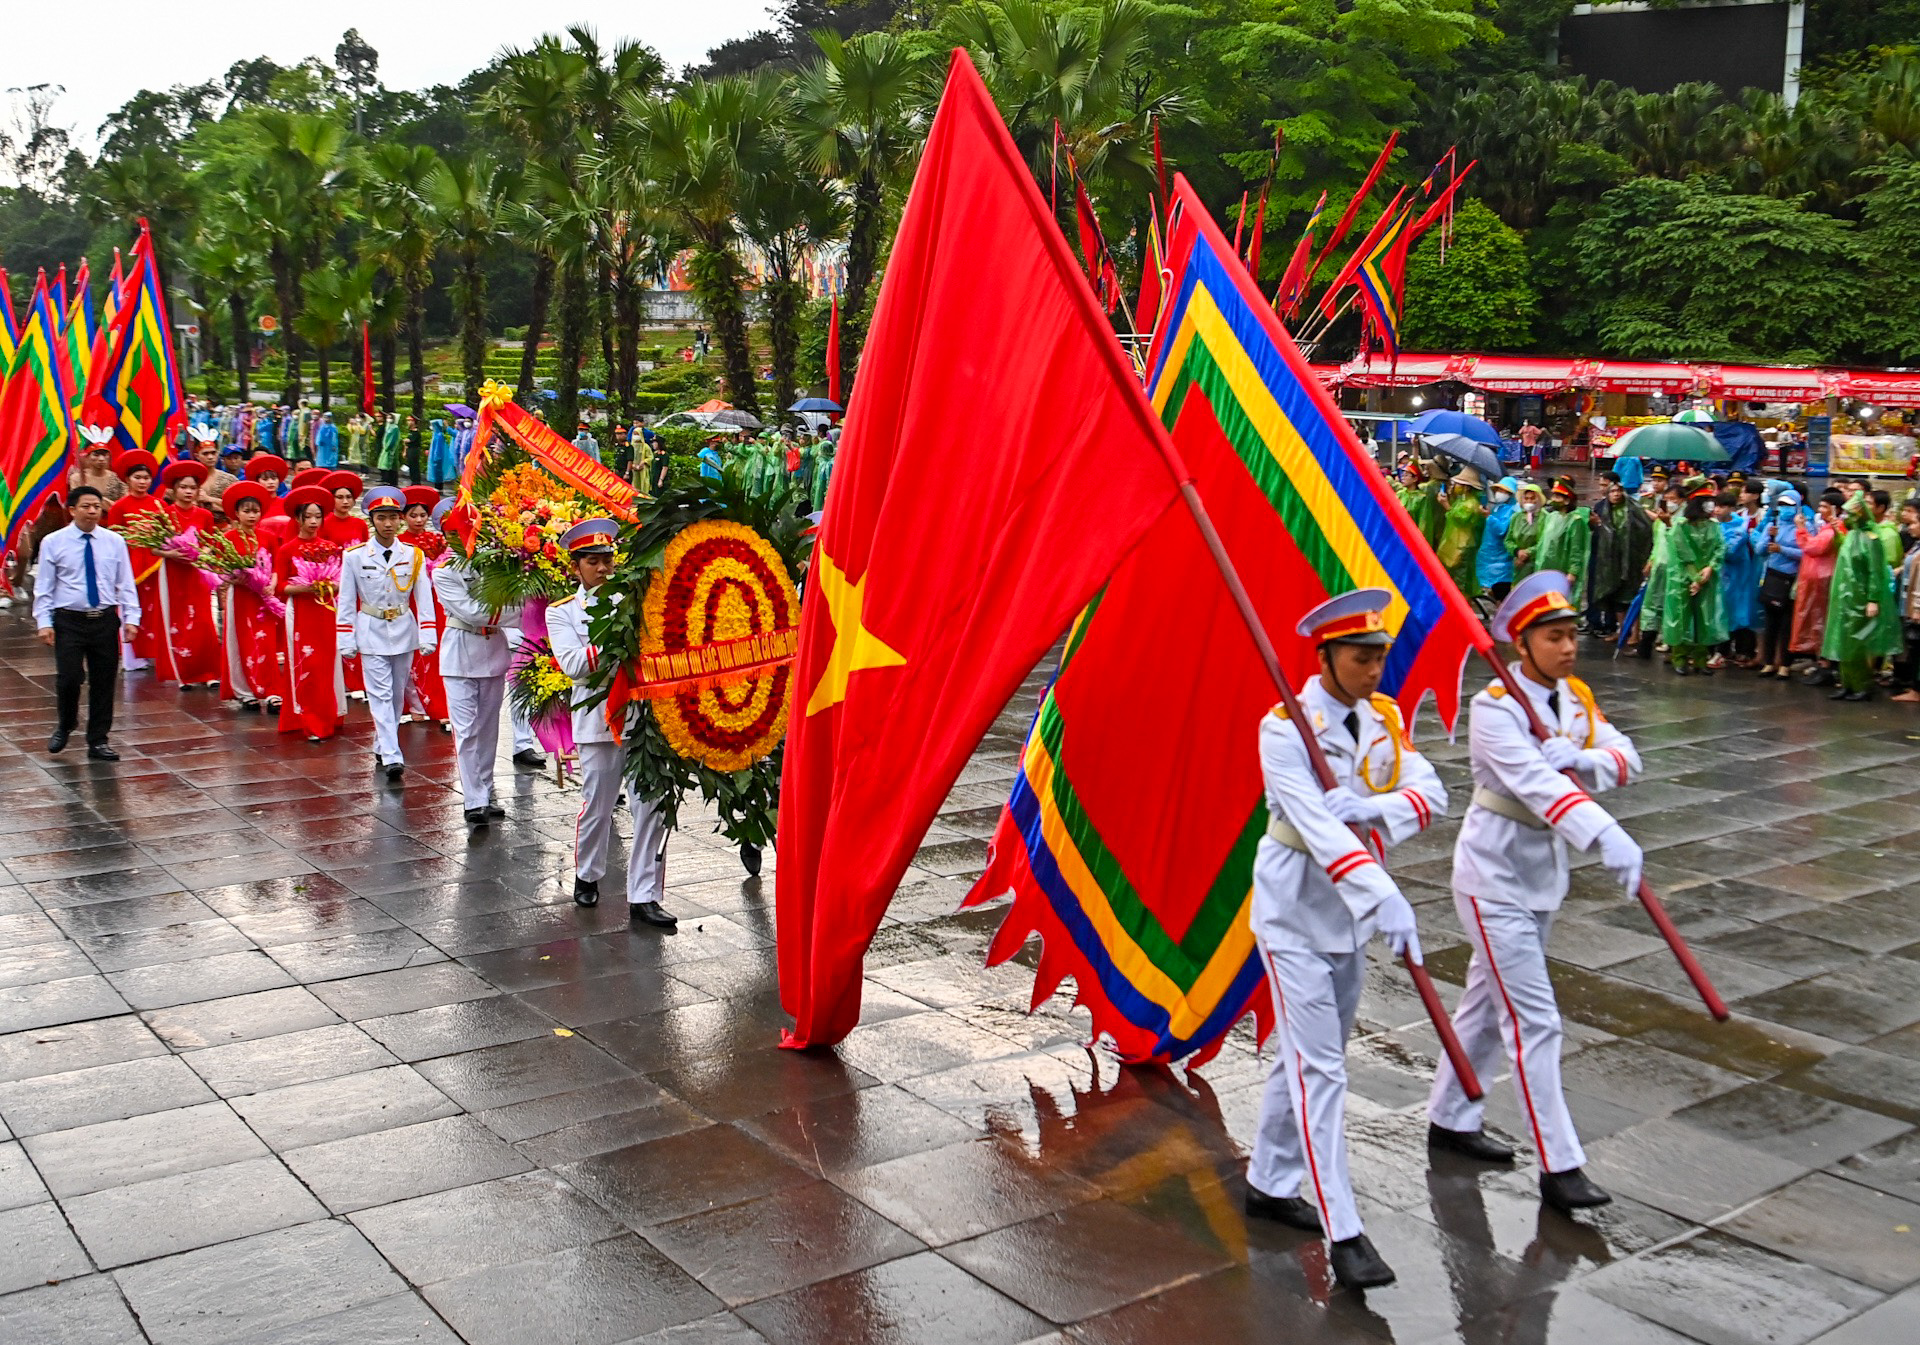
[1302,131,1399,299]
[360,322,377,414]
[1316,186,1407,320]
[0,268,17,368]
[776,50,1191,1048]
[1273,190,1326,319]
[824,297,842,407]
[0,273,76,554]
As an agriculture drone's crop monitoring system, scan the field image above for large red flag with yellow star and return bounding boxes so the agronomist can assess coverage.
[775,50,1191,1048]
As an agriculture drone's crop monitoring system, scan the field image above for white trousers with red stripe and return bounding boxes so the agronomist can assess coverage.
[1427,894,1585,1174]
[1250,942,1366,1242]
[574,741,665,905]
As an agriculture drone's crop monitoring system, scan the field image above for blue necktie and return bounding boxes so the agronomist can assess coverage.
[81,532,99,608]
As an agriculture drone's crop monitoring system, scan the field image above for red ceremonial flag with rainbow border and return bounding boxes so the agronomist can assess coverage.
[0,273,77,553]
[81,224,184,455]
[0,268,17,368]
[963,174,1489,1067]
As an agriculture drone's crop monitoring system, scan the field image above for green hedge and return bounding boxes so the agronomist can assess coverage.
[631,392,679,415]
[638,345,666,361]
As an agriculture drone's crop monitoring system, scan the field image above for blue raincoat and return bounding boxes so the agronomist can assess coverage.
[1477,476,1519,592]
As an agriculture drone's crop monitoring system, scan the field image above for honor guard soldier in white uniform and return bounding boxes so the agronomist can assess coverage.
[337,486,436,780]
[433,502,519,827]
[1247,589,1449,1290]
[1427,570,1643,1214]
[547,519,676,928]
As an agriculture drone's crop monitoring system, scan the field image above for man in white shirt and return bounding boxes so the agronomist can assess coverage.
[547,517,675,928]
[1246,588,1447,1290]
[34,486,141,760]
[433,533,519,826]
[1428,570,1644,1215]
[336,486,437,780]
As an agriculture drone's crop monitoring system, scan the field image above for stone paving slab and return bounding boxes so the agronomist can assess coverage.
[0,614,1917,1342]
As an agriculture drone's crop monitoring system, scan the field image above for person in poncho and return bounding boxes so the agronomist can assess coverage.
[1505,481,1546,581]
[1437,466,1487,599]
[377,413,403,486]
[1399,456,1446,547]
[1791,490,1843,680]
[1716,487,1763,667]
[1478,477,1519,601]
[1822,491,1902,701]
[1636,486,1678,655]
[1661,482,1728,674]
[1587,481,1653,639]
[1534,478,1590,601]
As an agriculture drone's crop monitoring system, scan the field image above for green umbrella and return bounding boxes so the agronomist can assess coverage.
[1672,408,1715,424]
[1612,421,1728,462]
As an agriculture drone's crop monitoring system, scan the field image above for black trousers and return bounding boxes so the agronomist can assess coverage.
[1759,570,1796,667]
[53,609,120,745]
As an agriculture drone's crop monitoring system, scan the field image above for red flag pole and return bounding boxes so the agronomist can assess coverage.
[1477,651,1729,1021]
[825,297,843,407]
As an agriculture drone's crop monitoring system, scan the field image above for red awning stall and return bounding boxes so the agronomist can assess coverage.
[1316,351,1920,405]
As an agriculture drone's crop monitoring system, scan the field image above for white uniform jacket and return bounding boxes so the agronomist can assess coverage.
[1453,666,1642,911]
[547,583,622,746]
[1254,678,1449,954]
[433,560,518,679]
[336,539,436,657]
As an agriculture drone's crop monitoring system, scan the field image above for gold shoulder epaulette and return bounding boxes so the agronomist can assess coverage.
[1269,703,1291,720]
[1486,682,1507,699]
[551,594,579,607]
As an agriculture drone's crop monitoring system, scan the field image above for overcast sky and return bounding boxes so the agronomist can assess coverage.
[8,2,771,155]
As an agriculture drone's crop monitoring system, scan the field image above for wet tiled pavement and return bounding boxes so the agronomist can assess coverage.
[0,608,1917,1344]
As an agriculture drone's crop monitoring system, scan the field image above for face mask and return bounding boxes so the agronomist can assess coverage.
[1524,501,1540,515]
[1491,491,1512,505]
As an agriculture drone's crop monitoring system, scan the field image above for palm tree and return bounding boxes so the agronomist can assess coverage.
[187,210,266,403]
[485,38,591,401]
[85,146,196,298]
[515,163,604,433]
[788,30,927,392]
[426,151,523,403]
[614,75,785,417]
[741,149,848,418]
[249,110,356,405]
[363,143,443,480]
[294,261,375,411]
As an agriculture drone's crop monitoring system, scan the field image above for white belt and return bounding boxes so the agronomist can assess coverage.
[1265,814,1309,852]
[369,606,404,622]
[446,617,498,636]
[1470,786,1548,830]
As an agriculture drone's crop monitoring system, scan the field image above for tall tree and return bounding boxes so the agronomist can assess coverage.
[426,150,522,402]
[617,75,786,417]
[363,143,443,479]
[295,260,375,411]
[788,30,926,392]
[188,210,267,402]
[741,148,848,417]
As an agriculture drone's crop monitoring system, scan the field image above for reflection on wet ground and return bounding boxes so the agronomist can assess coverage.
[0,614,1916,1343]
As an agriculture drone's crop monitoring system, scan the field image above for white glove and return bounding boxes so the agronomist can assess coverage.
[338,642,357,660]
[419,638,438,655]
[1538,736,1581,772]
[1373,891,1422,963]
[1323,788,1386,825]
[1595,823,1643,896]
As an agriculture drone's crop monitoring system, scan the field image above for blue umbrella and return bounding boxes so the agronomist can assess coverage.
[790,397,843,413]
[1615,582,1648,656]
[1407,408,1503,446]
[582,389,608,401]
[538,389,557,401]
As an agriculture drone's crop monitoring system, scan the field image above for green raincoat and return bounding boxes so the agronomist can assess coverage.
[1822,523,1902,662]
[1660,517,1729,648]
[1505,505,1544,580]
[377,418,402,472]
[1437,488,1485,598]
[1535,505,1591,596]
[1589,497,1655,607]
[1642,517,1670,635]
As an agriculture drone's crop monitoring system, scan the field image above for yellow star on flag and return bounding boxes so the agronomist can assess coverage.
[805,550,906,716]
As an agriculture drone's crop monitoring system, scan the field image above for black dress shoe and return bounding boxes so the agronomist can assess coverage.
[47,729,70,754]
[1329,1234,1396,1289]
[464,807,489,827]
[740,843,762,877]
[1842,689,1873,702]
[86,745,120,761]
[1244,1188,1323,1232]
[1829,686,1852,700]
[485,803,506,818]
[1540,1167,1613,1212]
[1428,1123,1515,1163]
[629,901,678,928]
[384,762,405,781]
[573,878,600,907]
[512,749,547,769]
